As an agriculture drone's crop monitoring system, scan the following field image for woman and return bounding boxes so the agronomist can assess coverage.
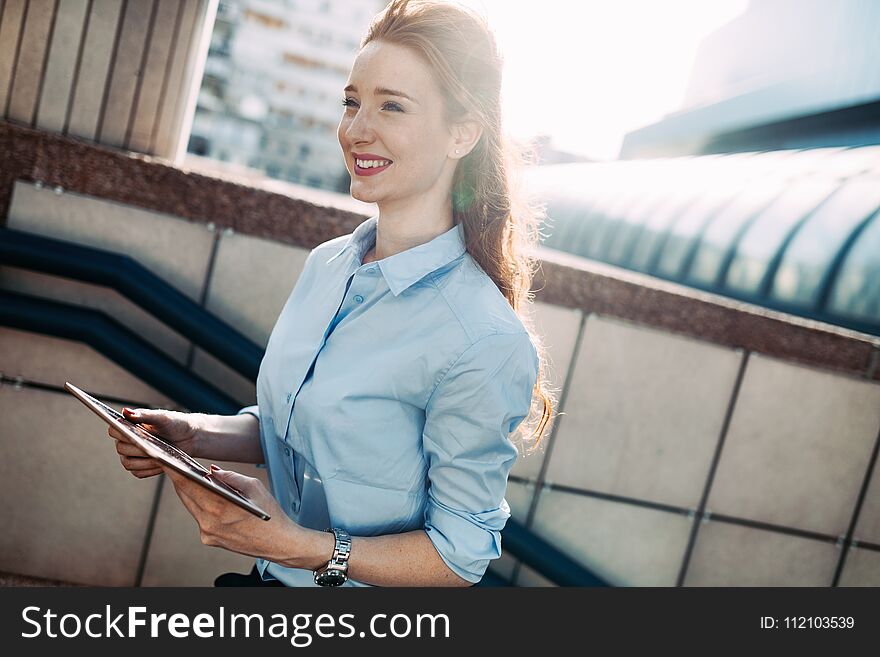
[109,0,556,587]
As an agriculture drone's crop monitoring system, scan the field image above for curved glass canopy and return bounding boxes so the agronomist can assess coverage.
[525,145,880,337]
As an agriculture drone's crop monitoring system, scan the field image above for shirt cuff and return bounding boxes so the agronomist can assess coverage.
[423,494,511,584]
[236,404,259,420]
[236,405,263,466]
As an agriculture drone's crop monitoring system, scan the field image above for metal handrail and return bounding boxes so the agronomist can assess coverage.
[501,518,609,586]
[0,290,240,414]
[0,227,263,381]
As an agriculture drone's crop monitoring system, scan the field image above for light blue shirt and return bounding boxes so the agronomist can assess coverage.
[237,215,539,586]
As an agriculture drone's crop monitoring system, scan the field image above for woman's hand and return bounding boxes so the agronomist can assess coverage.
[160,463,305,561]
[108,407,203,479]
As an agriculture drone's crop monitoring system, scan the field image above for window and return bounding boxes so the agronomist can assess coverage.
[188,135,210,156]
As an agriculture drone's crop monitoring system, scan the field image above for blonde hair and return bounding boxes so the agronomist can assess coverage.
[363,0,558,454]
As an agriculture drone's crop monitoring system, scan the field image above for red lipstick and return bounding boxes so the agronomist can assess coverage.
[352,152,393,177]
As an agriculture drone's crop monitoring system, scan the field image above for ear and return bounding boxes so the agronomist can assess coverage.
[448,117,483,159]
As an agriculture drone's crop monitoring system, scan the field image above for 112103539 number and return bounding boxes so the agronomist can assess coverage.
[785,617,854,629]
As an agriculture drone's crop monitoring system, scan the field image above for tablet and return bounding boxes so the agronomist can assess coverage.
[65,381,270,521]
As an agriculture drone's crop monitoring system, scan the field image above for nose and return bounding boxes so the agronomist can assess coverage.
[343,105,375,146]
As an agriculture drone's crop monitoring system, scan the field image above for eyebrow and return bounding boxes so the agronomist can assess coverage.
[344,84,419,104]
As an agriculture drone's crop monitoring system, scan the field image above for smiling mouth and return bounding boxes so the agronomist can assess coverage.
[354,159,393,176]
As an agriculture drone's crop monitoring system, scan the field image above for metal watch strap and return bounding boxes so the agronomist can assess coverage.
[313,527,351,586]
[327,527,352,567]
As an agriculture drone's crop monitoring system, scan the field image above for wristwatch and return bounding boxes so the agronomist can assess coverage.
[313,527,352,586]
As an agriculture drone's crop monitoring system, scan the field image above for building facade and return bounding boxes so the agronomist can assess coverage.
[189,0,385,191]
[621,0,880,158]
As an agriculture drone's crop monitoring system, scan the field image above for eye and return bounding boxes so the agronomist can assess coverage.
[340,98,404,113]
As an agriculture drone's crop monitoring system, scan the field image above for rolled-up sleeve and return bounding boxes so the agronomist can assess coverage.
[236,405,263,466]
[422,331,539,584]
[237,404,260,420]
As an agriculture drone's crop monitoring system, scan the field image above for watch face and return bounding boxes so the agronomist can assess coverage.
[316,568,347,587]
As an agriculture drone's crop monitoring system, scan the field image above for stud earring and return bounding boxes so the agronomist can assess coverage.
[455,149,460,154]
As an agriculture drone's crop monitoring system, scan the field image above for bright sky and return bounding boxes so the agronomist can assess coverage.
[459,0,748,160]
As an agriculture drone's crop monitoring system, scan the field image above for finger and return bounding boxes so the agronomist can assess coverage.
[131,467,163,479]
[119,453,156,469]
[115,440,150,458]
[123,407,165,425]
[209,465,256,494]
[164,464,229,516]
[119,454,160,471]
[108,425,136,445]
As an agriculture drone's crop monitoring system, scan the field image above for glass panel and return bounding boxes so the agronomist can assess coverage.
[653,176,748,278]
[622,157,707,272]
[542,197,583,249]
[603,190,661,264]
[722,148,843,184]
[606,155,737,268]
[572,172,634,259]
[773,146,847,176]
[827,209,880,324]
[587,217,624,259]
[581,176,638,260]
[723,178,839,295]
[564,201,605,255]
[571,212,607,259]
[625,193,699,272]
[770,176,880,306]
[603,226,636,265]
[820,145,880,178]
[585,188,645,259]
[603,160,695,265]
[638,153,768,278]
[685,178,787,287]
[523,161,594,198]
[736,149,806,179]
[526,163,606,251]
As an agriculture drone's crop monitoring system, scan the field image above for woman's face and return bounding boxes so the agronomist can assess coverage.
[338,40,461,209]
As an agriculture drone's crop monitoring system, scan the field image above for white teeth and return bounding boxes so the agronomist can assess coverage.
[356,159,391,168]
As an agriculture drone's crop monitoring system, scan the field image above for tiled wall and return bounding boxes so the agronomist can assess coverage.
[2,180,880,587]
[0,0,215,160]
[495,315,880,587]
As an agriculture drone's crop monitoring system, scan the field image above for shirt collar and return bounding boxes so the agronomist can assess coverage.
[326,216,467,296]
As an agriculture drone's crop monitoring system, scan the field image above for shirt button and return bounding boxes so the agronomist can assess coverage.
[286,392,292,403]
[284,447,290,456]
[354,295,364,303]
